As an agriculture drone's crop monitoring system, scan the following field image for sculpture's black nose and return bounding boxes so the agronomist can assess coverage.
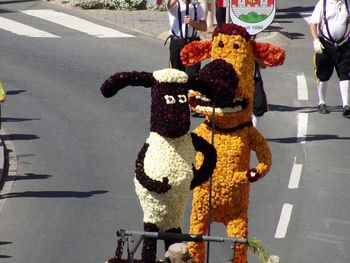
[198,59,239,108]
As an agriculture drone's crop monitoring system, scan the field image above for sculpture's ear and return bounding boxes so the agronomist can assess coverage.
[180,40,212,66]
[101,71,154,98]
[251,40,286,67]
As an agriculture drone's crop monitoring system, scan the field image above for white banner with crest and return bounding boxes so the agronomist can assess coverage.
[229,0,277,35]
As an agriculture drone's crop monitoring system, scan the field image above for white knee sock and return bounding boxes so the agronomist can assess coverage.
[252,115,260,128]
[318,81,328,105]
[339,80,349,107]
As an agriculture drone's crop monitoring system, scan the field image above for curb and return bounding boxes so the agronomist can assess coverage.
[0,134,8,190]
[45,1,291,47]
[0,130,17,200]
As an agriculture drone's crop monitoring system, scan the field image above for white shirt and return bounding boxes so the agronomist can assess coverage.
[309,0,350,44]
[168,1,205,38]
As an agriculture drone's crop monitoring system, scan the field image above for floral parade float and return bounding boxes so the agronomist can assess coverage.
[179,23,286,263]
[100,60,244,263]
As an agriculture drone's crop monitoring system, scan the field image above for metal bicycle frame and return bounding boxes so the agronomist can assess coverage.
[114,229,247,263]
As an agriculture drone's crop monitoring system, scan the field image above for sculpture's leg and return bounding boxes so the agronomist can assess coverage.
[142,222,159,263]
[164,227,182,251]
[227,217,248,263]
[188,202,209,263]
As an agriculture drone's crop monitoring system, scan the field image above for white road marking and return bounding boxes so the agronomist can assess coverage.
[299,13,312,24]
[303,16,311,24]
[288,157,303,189]
[297,73,308,101]
[0,16,60,38]
[297,113,308,144]
[275,203,293,239]
[21,10,134,38]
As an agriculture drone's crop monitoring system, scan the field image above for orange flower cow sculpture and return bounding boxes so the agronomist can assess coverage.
[181,24,286,263]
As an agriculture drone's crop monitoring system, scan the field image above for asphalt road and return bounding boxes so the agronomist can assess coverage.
[0,0,350,262]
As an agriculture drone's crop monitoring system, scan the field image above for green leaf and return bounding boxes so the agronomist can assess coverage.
[246,237,279,263]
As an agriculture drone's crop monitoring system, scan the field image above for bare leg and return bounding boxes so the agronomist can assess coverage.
[207,3,215,29]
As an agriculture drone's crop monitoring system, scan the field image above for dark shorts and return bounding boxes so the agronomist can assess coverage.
[314,38,350,81]
[216,7,226,26]
[169,36,201,75]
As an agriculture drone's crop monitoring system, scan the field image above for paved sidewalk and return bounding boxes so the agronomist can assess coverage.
[48,0,291,46]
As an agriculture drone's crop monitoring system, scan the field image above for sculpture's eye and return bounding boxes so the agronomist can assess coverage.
[233,43,240,49]
[178,95,187,103]
[218,40,224,48]
[164,95,176,104]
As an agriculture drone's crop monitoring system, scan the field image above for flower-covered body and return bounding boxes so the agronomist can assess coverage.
[189,124,271,263]
[135,132,195,231]
[180,24,285,263]
[101,66,218,263]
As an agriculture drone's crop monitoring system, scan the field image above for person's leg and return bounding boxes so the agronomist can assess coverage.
[334,43,350,116]
[314,49,333,113]
[252,115,260,128]
[215,7,226,26]
[317,81,329,114]
[200,1,208,22]
[339,80,350,116]
[169,38,186,71]
[339,80,349,107]
[253,66,268,124]
[207,2,215,30]
[185,62,201,76]
[186,63,202,117]
[318,81,328,105]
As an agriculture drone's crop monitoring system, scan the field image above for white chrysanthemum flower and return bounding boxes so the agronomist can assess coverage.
[135,132,195,231]
[153,68,188,83]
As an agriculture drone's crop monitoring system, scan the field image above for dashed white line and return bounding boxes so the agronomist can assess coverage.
[275,203,293,239]
[21,10,135,38]
[0,16,60,38]
[297,73,308,101]
[288,157,303,189]
[297,113,308,144]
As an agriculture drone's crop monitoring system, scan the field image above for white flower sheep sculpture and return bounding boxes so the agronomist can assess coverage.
[101,59,238,262]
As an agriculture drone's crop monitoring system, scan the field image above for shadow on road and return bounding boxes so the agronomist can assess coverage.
[5,90,27,95]
[6,173,52,182]
[0,190,108,199]
[1,117,41,122]
[6,134,39,141]
[0,241,12,259]
[268,104,344,113]
[268,104,317,112]
[267,134,350,144]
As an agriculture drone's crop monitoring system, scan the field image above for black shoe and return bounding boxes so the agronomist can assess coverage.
[318,103,330,114]
[342,105,350,116]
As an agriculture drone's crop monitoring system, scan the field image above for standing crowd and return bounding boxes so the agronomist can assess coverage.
[166,0,350,125]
